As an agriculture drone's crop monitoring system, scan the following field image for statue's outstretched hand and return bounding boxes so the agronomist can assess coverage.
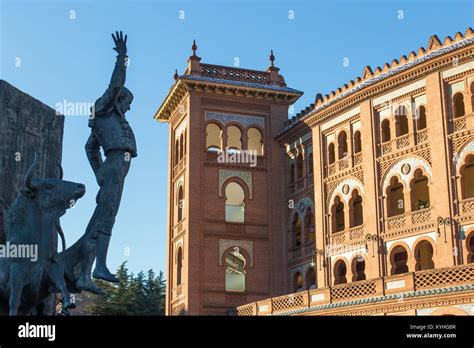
[112,31,127,56]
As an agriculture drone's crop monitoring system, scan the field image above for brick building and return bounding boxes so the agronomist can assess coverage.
[155,28,474,315]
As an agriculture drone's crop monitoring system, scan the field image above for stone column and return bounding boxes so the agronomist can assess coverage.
[359,99,382,280]
[426,71,457,268]
[311,124,328,288]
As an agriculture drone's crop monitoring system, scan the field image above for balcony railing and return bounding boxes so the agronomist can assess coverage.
[173,155,187,178]
[172,284,184,302]
[415,128,428,144]
[353,153,362,166]
[326,157,350,177]
[330,225,365,247]
[235,264,474,315]
[383,207,433,238]
[461,197,474,215]
[452,114,472,133]
[379,131,427,157]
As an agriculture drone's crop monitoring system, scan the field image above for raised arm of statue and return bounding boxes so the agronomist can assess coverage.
[109,31,128,89]
[85,132,103,178]
[93,31,128,115]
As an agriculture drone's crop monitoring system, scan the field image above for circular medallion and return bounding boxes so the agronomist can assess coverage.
[342,184,350,195]
[401,163,411,175]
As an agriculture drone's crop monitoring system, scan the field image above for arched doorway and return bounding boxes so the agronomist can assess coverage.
[414,240,434,271]
[390,245,409,275]
[334,260,347,285]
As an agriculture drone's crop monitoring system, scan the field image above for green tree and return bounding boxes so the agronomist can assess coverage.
[87,262,166,315]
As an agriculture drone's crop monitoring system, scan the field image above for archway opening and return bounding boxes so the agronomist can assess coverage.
[410,169,430,211]
[306,268,316,290]
[350,189,363,227]
[461,154,474,199]
[381,119,391,142]
[338,131,348,159]
[415,240,434,271]
[334,260,347,285]
[225,182,245,223]
[453,92,465,118]
[387,176,405,217]
[292,214,302,247]
[294,272,303,292]
[391,245,409,275]
[352,258,366,282]
[332,196,345,233]
[395,105,409,137]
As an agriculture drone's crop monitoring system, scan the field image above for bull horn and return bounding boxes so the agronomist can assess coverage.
[24,152,38,191]
[56,160,64,179]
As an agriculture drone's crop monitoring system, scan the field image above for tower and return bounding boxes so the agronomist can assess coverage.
[154,43,302,315]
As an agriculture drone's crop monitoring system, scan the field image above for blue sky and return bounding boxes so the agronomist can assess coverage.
[1,0,472,275]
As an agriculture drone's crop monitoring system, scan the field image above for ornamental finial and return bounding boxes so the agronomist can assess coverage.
[269,49,275,67]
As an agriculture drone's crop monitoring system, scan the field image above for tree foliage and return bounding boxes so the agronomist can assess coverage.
[87,262,166,315]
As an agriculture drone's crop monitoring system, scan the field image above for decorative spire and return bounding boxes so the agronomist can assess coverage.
[269,49,275,67]
[192,39,197,56]
[173,69,179,81]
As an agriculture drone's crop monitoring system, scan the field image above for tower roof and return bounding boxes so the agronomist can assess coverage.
[154,42,303,122]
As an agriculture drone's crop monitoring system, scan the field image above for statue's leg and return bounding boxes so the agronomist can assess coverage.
[92,152,130,282]
[7,265,23,316]
[48,265,75,310]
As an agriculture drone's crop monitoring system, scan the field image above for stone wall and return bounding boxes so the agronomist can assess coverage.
[0,79,64,243]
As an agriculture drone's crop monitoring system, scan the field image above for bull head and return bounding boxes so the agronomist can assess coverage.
[22,153,86,214]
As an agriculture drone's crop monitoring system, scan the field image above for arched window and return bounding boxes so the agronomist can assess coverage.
[225,247,246,292]
[387,176,405,217]
[292,214,302,247]
[175,139,180,164]
[461,155,474,199]
[225,182,245,223]
[179,133,184,160]
[247,127,264,156]
[334,260,347,285]
[453,92,465,118]
[177,247,183,286]
[294,272,303,292]
[350,190,363,227]
[332,196,345,233]
[328,143,335,164]
[416,105,427,130]
[390,245,409,275]
[227,125,242,151]
[471,82,474,112]
[206,123,222,151]
[467,232,474,263]
[414,240,434,271]
[184,129,187,156]
[410,169,430,211]
[304,207,315,242]
[337,131,348,159]
[289,163,295,184]
[308,152,314,175]
[381,119,391,143]
[296,154,304,179]
[177,185,184,222]
[306,268,316,290]
[395,105,409,137]
[352,258,366,282]
[353,131,362,154]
